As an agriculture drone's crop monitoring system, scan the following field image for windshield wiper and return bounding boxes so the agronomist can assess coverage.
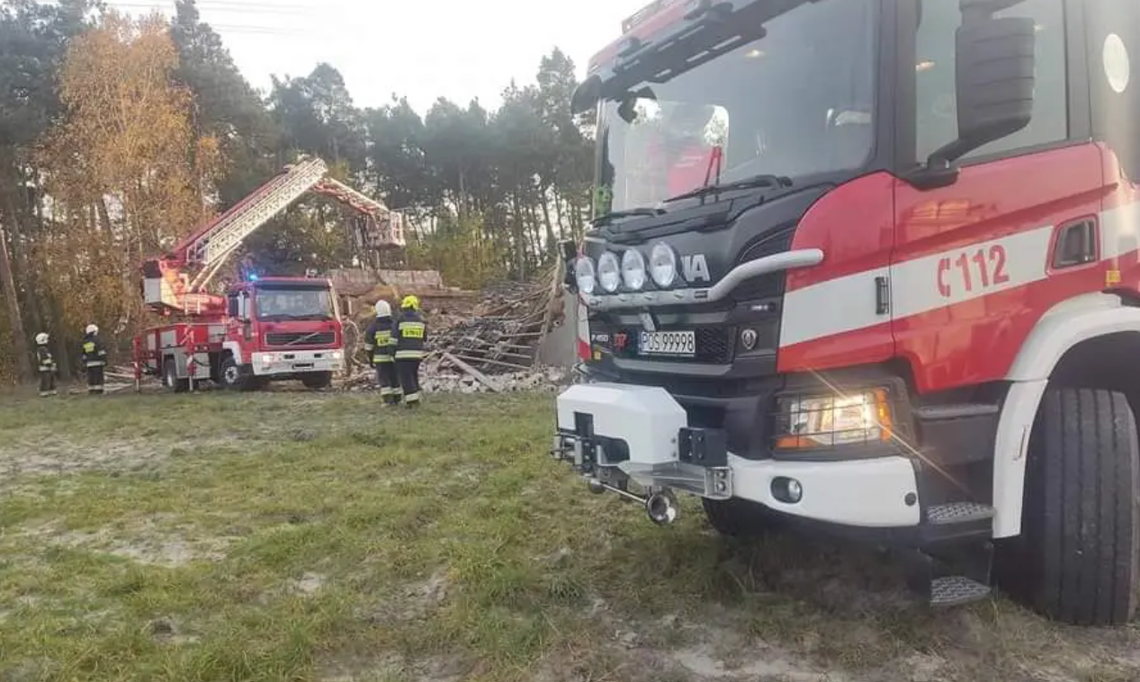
[591,207,666,227]
[663,174,793,204]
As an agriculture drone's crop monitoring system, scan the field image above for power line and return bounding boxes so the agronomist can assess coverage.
[102,0,368,39]
[108,2,318,15]
[107,0,332,10]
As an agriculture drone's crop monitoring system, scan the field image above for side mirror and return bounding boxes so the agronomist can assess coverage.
[955,16,1035,150]
[559,239,577,265]
[571,75,603,115]
[559,240,578,288]
[932,15,1036,166]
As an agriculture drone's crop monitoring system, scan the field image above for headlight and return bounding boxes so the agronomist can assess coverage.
[774,389,893,448]
[575,257,597,295]
[621,249,647,290]
[597,251,621,293]
[261,353,277,363]
[331,350,343,360]
[649,242,678,288]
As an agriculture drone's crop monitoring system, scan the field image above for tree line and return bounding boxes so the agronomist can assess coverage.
[0,0,594,382]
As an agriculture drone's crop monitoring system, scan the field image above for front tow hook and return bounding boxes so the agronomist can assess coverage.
[586,478,680,526]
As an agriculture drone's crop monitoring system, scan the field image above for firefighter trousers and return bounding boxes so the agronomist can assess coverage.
[375,361,401,404]
[86,364,105,394]
[395,358,421,405]
[38,370,56,396]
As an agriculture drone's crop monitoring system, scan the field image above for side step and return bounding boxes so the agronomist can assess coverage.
[930,575,992,607]
[923,502,995,542]
[926,501,995,525]
[903,541,995,608]
[905,503,997,608]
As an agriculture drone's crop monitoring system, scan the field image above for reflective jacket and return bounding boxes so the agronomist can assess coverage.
[647,134,715,198]
[81,333,107,368]
[363,315,396,364]
[395,309,427,360]
[36,345,56,373]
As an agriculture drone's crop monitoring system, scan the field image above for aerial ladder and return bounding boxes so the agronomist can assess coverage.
[141,156,405,319]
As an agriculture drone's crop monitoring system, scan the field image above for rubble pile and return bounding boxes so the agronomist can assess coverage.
[340,261,568,393]
[342,361,574,395]
[427,364,573,394]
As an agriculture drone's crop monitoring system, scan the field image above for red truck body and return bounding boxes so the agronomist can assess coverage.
[134,276,345,391]
[553,0,1140,624]
[131,156,403,391]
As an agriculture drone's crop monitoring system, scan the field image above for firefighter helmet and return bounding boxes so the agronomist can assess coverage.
[85,324,98,335]
[400,295,420,311]
[374,300,391,317]
[35,332,49,345]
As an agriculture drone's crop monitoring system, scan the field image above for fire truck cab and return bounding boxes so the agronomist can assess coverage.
[132,156,403,394]
[553,0,1140,624]
[136,274,345,392]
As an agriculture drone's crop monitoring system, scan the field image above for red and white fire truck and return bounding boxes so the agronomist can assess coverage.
[553,0,1140,624]
[133,156,405,392]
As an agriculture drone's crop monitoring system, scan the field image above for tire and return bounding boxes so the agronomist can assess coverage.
[702,497,785,537]
[300,371,333,390]
[162,358,189,393]
[1003,386,1140,625]
[219,356,249,391]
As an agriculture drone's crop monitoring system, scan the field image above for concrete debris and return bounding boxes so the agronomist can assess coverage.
[342,363,574,394]
[342,261,567,380]
[423,267,565,375]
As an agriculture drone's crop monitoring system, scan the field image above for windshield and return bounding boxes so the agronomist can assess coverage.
[254,287,335,321]
[595,0,877,214]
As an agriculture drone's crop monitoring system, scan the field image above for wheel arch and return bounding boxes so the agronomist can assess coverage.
[993,293,1140,538]
[222,340,243,365]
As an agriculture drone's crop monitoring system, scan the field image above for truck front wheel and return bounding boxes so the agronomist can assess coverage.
[1001,386,1140,625]
[701,497,784,537]
[300,371,332,390]
[219,356,249,391]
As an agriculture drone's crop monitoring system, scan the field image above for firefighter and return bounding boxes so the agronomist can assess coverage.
[656,101,718,197]
[394,294,427,407]
[35,332,58,397]
[363,299,400,405]
[80,323,108,395]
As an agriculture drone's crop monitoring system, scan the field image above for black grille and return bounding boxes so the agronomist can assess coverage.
[732,226,794,301]
[264,331,336,346]
[694,327,732,362]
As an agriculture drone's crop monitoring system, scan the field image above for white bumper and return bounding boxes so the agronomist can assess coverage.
[553,382,921,528]
[251,349,344,376]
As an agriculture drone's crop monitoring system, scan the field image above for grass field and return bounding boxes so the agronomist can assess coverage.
[1,388,1139,682]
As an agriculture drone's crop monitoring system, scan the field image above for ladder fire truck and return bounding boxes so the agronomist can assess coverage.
[553,0,1140,625]
[132,156,405,392]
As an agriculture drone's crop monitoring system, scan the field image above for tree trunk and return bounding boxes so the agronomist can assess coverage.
[0,223,32,381]
[510,190,526,280]
[538,187,556,256]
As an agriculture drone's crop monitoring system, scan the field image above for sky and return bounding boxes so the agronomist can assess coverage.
[104,0,651,114]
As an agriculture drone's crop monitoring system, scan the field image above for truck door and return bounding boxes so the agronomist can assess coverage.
[891,0,1105,395]
[1086,0,1140,306]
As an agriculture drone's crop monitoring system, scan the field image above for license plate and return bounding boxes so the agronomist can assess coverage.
[638,330,696,357]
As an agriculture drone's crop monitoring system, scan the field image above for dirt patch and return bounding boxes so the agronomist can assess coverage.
[290,572,327,595]
[17,518,235,568]
[320,653,466,682]
[353,570,451,627]
[0,434,236,486]
[670,642,848,681]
